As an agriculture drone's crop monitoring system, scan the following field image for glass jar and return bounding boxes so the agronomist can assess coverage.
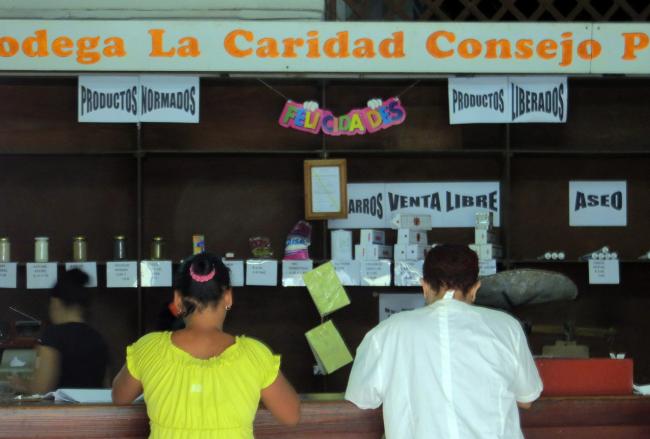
[73,236,87,262]
[151,236,164,260]
[0,237,10,263]
[35,237,49,263]
[114,236,127,260]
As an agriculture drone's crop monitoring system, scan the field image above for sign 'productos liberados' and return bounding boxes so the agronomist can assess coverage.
[1,21,650,74]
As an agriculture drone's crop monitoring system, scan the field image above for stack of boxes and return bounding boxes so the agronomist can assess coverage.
[469,212,502,261]
[394,226,430,262]
[355,229,392,260]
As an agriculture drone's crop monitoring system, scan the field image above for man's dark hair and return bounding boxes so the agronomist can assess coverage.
[423,244,479,295]
[50,268,91,308]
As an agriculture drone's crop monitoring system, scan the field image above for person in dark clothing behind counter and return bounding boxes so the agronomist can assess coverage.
[9,269,108,393]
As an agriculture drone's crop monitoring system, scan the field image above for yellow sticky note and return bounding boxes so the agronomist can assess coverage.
[305,320,353,374]
[302,262,351,317]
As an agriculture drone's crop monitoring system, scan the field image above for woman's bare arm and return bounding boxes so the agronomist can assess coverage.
[260,372,301,426]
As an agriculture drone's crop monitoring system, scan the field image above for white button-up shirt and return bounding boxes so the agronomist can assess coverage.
[345,292,542,439]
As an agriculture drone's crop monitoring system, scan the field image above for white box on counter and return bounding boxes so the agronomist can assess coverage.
[360,229,386,245]
[474,229,497,245]
[397,229,428,245]
[331,230,353,261]
[355,244,393,260]
[390,214,432,230]
[395,244,430,261]
[469,244,503,260]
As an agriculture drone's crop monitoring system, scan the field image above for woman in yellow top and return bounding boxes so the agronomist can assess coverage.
[112,253,300,438]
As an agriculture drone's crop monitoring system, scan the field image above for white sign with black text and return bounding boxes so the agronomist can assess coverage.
[448,77,509,124]
[588,259,620,284]
[140,260,173,287]
[223,260,244,287]
[379,293,426,322]
[329,182,500,229]
[26,263,58,289]
[139,75,199,123]
[0,263,17,289]
[569,181,627,227]
[510,76,567,123]
[79,75,199,123]
[449,76,567,124]
[106,261,138,288]
[78,75,139,123]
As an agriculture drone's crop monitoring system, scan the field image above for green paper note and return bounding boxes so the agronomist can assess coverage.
[305,320,353,375]
[303,262,351,317]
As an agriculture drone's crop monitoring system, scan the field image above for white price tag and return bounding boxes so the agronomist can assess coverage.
[223,260,244,287]
[379,293,425,322]
[26,263,58,289]
[140,260,173,287]
[479,259,497,277]
[331,260,361,286]
[0,263,18,289]
[65,262,98,287]
[106,261,138,288]
[360,260,392,287]
[245,260,278,286]
[282,260,313,287]
[588,259,620,284]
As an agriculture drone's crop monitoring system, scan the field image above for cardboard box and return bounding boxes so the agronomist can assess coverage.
[474,229,497,245]
[535,358,633,396]
[360,229,385,245]
[469,244,502,260]
[397,229,428,245]
[390,214,432,230]
[331,230,353,261]
[355,244,392,260]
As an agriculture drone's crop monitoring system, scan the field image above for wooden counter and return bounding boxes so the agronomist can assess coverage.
[0,396,648,438]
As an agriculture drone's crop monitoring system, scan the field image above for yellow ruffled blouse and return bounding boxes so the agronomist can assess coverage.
[126,332,280,439]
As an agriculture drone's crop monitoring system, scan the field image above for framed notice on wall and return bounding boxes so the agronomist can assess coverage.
[304,159,348,220]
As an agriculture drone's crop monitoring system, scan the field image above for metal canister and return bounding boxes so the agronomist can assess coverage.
[73,236,87,262]
[0,237,10,263]
[114,235,127,260]
[35,237,49,263]
[192,234,205,255]
[151,236,164,260]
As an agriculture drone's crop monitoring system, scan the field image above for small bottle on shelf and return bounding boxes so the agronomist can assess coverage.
[73,236,87,262]
[34,236,49,263]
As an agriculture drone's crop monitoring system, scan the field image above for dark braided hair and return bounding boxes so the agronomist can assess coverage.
[423,244,479,296]
[174,253,231,316]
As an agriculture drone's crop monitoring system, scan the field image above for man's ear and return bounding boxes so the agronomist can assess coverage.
[421,279,434,304]
[467,281,481,303]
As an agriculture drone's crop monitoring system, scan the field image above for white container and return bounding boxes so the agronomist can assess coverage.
[359,229,385,245]
[397,229,428,245]
[407,245,429,261]
[469,244,503,260]
[0,238,10,263]
[396,244,429,261]
[391,214,432,230]
[34,237,49,263]
[474,229,497,245]
[355,244,392,260]
[475,211,494,228]
[331,230,353,261]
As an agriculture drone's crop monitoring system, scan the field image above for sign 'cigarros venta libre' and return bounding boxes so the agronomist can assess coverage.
[3,21,650,74]
[279,98,406,136]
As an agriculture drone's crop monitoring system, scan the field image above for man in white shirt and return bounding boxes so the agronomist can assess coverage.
[345,244,543,439]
